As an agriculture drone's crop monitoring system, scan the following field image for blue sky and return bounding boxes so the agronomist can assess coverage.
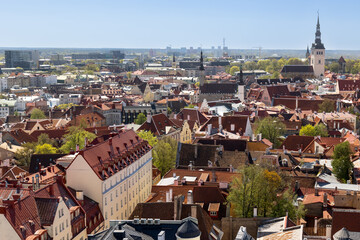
[1,0,359,49]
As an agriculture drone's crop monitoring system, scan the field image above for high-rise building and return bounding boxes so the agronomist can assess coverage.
[310,14,325,78]
[5,50,39,69]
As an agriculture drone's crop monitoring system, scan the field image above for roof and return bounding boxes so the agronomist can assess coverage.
[138,113,180,136]
[273,98,325,111]
[281,65,314,73]
[35,197,58,225]
[337,79,360,91]
[200,83,238,94]
[280,135,314,151]
[265,85,290,99]
[4,129,37,145]
[199,115,249,135]
[72,130,151,180]
[332,209,360,237]
[176,108,208,125]
[176,218,201,238]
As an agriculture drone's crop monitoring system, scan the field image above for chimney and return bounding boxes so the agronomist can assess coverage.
[207,124,212,135]
[323,192,328,207]
[113,230,125,240]
[166,191,170,202]
[49,184,54,196]
[229,164,233,173]
[158,231,165,240]
[169,188,173,202]
[253,207,258,217]
[212,169,217,182]
[326,225,332,239]
[315,188,319,196]
[76,190,84,205]
[174,179,179,186]
[294,181,299,192]
[147,113,151,123]
[191,205,197,219]
[314,217,318,234]
[187,190,193,204]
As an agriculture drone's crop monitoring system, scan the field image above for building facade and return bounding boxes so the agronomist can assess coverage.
[66,130,153,229]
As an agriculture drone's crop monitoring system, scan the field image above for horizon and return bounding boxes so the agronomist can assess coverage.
[2,0,360,50]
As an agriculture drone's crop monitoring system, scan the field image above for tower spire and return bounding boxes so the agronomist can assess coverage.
[312,11,324,49]
[199,51,204,71]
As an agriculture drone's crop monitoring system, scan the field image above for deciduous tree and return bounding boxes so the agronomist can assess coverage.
[332,141,353,183]
[30,108,46,119]
[138,130,158,147]
[134,113,147,125]
[254,117,285,148]
[60,126,96,153]
[152,137,178,176]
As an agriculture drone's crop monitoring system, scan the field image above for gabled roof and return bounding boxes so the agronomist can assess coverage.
[35,198,58,226]
[138,113,180,136]
[280,135,314,151]
[199,115,249,135]
[337,79,360,91]
[265,85,290,99]
[4,129,37,145]
[281,65,314,73]
[70,130,151,180]
[0,188,42,239]
[176,108,208,126]
[200,83,238,94]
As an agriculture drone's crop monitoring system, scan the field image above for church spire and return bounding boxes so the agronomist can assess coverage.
[238,64,244,85]
[199,51,205,71]
[312,11,325,49]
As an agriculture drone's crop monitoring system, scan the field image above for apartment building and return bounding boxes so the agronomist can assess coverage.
[66,130,153,229]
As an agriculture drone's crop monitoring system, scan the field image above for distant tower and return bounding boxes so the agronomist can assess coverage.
[237,65,245,102]
[199,51,205,86]
[310,13,325,78]
[306,45,310,63]
[172,53,176,68]
[338,56,346,74]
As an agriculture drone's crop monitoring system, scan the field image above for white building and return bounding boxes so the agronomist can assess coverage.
[0,77,8,92]
[66,130,153,229]
[59,94,82,105]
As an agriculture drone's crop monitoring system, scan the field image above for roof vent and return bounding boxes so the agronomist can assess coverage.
[133,218,140,224]
[154,219,160,225]
[147,218,154,225]
[140,218,146,224]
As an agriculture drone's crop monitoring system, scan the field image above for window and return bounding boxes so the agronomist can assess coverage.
[55,227,58,235]
[105,197,107,205]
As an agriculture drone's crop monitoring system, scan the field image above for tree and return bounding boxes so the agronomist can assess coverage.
[37,133,57,147]
[134,113,147,125]
[318,99,335,113]
[254,117,285,148]
[287,58,305,65]
[229,66,240,76]
[228,165,304,221]
[35,143,57,154]
[137,130,158,147]
[329,62,340,73]
[185,104,195,109]
[195,82,200,88]
[314,123,328,137]
[60,126,97,153]
[332,141,353,183]
[153,137,177,175]
[30,108,46,119]
[15,142,36,167]
[299,125,317,136]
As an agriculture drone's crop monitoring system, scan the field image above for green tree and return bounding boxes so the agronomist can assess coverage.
[153,137,178,175]
[332,141,353,183]
[134,113,147,125]
[229,66,240,76]
[60,126,97,153]
[15,142,36,167]
[318,99,335,113]
[138,130,158,147]
[167,107,172,114]
[228,165,304,221]
[287,58,305,65]
[314,123,328,137]
[35,143,57,154]
[37,133,57,147]
[329,62,340,73]
[30,108,46,119]
[185,104,195,109]
[254,117,285,148]
[299,124,328,137]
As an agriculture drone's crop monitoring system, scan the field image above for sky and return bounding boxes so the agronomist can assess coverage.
[1,0,359,50]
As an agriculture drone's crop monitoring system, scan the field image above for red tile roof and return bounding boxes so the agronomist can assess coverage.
[71,130,151,180]
[138,113,180,136]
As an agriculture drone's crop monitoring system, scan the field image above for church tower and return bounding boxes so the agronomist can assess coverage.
[310,13,325,78]
[237,65,245,102]
[199,51,205,86]
[172,53,176,68]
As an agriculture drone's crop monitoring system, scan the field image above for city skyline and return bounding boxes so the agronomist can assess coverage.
[1,0,360,50]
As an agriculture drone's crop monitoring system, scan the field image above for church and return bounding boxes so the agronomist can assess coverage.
[197,51,245,103]
[310,14,325,78]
